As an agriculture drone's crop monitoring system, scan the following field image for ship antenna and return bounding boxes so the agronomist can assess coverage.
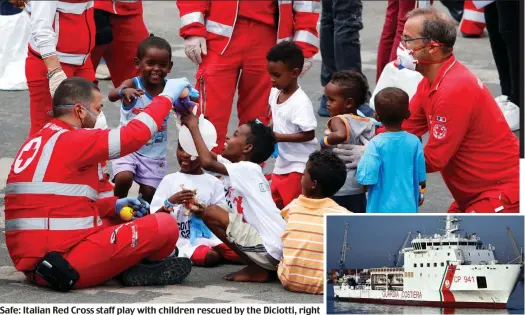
[339,223,351,274]
[506,227,523,264]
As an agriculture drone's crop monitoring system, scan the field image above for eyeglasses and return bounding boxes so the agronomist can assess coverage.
[400,36,431,46]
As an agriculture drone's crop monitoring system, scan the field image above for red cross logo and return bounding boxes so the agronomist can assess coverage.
[14,137,42,174]
[433,124,447,140]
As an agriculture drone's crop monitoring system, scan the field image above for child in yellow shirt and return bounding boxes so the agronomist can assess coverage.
[278,150,351,294]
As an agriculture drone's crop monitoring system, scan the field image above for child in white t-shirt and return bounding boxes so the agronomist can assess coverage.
[150,142,241,266]
[181,113,285,283]
[266,41,317,209]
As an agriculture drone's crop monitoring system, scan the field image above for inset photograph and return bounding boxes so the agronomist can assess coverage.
[326,215,524,314]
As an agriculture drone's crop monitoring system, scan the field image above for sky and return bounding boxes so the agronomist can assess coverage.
[326,215,525,270]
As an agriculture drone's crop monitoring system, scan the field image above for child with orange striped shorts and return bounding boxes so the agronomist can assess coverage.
[278,151,351,294]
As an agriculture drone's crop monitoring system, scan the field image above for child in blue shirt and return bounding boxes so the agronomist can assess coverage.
[108,36,173,203]
[356,87,426,213]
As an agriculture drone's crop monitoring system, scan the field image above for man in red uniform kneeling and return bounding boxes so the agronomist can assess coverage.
[399,7,519,213]
[4,77,196,289]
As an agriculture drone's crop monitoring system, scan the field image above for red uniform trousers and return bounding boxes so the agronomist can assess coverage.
[191,243,242,266]
[376,0,416,82]
[26,213,178,289]
[270,172,303,209]
[447,190,519,213]
[26,53,95,136]
[195,19,276,153]
[90,14,149,87]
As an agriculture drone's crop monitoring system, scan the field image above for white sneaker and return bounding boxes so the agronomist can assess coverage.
[95,64,111,80]
[495,95,520,131]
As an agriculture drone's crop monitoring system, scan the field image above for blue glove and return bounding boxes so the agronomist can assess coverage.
[189,217,213,245]
[270,143,279,158]
[115,197,149,221]
[159,77,196,102]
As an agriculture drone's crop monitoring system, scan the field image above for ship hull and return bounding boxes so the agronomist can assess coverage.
[334,297,506,309]
[334,264,522,309]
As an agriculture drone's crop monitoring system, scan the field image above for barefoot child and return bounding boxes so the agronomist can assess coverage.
[357,87,426,213]
[182,113,285,282]
[109,36,173,203]
[278,150,350,294]
[150,142,241,267]
[266,41,317,209]
[321,71,376,213]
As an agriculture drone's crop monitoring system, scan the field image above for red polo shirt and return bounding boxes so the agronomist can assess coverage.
[402,55,519,210]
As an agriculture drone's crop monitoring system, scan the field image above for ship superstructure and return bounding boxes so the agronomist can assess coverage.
[334,216,523,309]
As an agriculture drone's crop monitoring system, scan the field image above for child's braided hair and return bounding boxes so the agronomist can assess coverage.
[330,71,371,105]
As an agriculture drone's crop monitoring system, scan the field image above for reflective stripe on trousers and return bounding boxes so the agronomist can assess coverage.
[5,216,103,232]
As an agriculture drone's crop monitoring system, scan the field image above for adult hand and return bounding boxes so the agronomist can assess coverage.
[184,36,207,65]
[115,197,149,221]
[332,143,366,169]
[300,58,313,77]
[159,77,194,103]
[49,70,67,97]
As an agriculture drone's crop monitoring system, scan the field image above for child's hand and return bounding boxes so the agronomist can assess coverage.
[121,88,144,103]
[188,203,206,218]
[181,112,199,130]
[169,190,195,205]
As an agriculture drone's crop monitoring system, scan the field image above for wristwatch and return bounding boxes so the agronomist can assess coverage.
[47,67,62,80]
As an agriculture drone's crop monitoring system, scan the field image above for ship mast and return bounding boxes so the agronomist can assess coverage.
[443,215,460,237]
[339,223,351,274]
[506,227,523,264]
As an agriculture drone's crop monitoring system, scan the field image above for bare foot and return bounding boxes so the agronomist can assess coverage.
[223,265,270,282]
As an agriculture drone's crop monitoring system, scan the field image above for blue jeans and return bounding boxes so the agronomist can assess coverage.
[319,0,363,115]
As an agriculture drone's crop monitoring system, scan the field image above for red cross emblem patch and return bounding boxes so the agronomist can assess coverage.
[433,124,447,140]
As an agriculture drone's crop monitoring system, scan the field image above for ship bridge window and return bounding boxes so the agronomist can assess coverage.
[420,263,423,267]
[427,263,430,267]
[477,276,487,289]
[448,253,450,256]
[427,242,432,246]
[433,242,440,246]
[443,242,450,246]
[460,242,467,246]
[441,262,444,267]
[414,264,417,268]
[434,263,437,267]
[422,243,426,250]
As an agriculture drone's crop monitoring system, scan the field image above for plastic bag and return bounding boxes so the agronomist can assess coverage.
[495,95,520,131]
[370,61,423,110]
[0,11,30,91]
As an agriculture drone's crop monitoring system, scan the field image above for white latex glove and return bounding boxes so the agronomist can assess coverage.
[300,58,313,77]
[332,143,366,169]
[49,70,67,97]
[184,36,207,65]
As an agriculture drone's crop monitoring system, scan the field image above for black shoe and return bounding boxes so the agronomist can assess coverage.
[119,257,192,286]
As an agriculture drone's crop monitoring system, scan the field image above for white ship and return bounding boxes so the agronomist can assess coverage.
[334,216,523,309]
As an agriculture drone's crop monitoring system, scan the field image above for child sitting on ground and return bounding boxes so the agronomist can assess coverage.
[181,113,285,282]
[108,35,173,203]
[266,41,317,209]
[357,87,426,213]
[320,71,376,213]
[278,150,350,295]
[150,142,241,267]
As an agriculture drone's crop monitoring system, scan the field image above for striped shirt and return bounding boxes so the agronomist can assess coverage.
[277,195,351,294]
